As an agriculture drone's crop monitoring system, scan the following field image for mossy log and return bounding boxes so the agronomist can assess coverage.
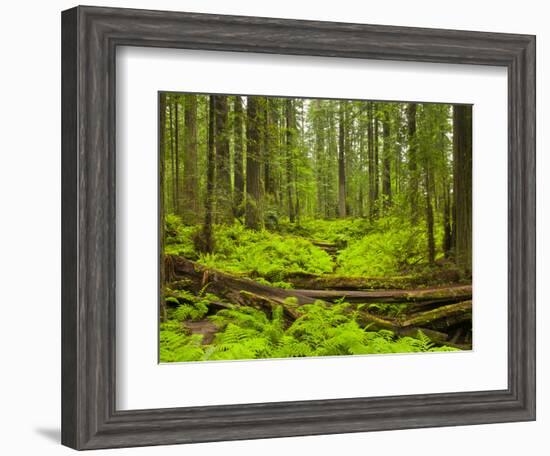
[167,255,471,348]
[294,286,472,304]
[238,290,302,321]
[285,274,423,290]
[286,270,463,290]
[168,255,319,306]
[356,311,450,344]
[401,301,472,331]
[168,255,470,307]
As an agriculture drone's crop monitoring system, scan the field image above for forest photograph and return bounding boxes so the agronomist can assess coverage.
[158,92,472,363]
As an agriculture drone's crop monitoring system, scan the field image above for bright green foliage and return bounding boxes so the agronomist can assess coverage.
[164,214,199,258]
[159,95,472,363]
[163,215,454,282]
[159,300,459,363]
[159,321,205,362]
[165,289,222,322]
[197,224,333,281]
[277,218,369,245]
[173,302,209,322]
[337,216,434,276]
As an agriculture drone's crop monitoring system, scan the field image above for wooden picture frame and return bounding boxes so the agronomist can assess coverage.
[61,5,536,450]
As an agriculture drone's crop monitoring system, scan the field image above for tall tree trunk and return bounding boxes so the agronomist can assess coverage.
[174,96,181,216]
[326,107,337,218]
[159,94,167,322]
[373,112,380,216]
[245,96,263,230]
[368,102,375,220]
[313,100,325,218]
[201,96,216,253]
[382,108,392,208]
[233,96,245,217]
[338,101,347,218]
[182,94,199,223]
[213,95,232,224]
[357,112,366,217]
[285,99,296,223]
[294,103,301,224]
[424,168,435,264]
[452,105,472,272]
[407,103,419,224]
[443,181,452,258]
[168,98,176,214]
[264,98,277,199]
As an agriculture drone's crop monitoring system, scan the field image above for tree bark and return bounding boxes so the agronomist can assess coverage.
[338,101,347,218]
[285,99,296,222]
[159,94,167,322]
[452,105,473,273]
[233,96,245,217]
[374,111,380,214]
[213,95,232,223]
[407,103,419,224]
[382,108,392,208]
[264,98,277,199]
[174,95,181,216]
[182,94,199,223]
[245,96,263,230]
[168,98,177,213]
[424,167,436,264]
[201,96,216,253]
[443,181,452,258]
[368,102,376,220]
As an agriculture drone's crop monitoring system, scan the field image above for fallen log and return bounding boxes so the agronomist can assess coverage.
[401,301,472,331]
[167,255,471,348]
[356,312,450,344]
[238,290,302,321]
[285,274,426,290]
[169,255,471,307]
[286,271,464,290]
[294,286,472,304]
[169,255,319,306]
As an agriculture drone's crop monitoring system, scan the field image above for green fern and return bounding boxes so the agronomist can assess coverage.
[160,299,461,362]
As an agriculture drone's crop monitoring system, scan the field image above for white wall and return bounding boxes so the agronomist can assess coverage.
[0,1,545,454]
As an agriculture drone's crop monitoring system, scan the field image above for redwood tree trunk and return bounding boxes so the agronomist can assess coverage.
[382,109,392,208]
[213,95,232,223]
[233,96,244,217]
[182,94,199,223]
[201,96,216,253]
[285,99,296,223]
[245,96,263,230]
[424,167,436,264]
[407,103,418,224]
[338,101,347,218]
[368,103,375,220]
[159,94,167,321]
[452,105,472,273]
[174,96,181,216]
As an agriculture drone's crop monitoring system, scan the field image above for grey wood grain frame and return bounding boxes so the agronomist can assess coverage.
[61,5,536,450]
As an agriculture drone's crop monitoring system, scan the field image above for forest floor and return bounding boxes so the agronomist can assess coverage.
[160,216,472,363]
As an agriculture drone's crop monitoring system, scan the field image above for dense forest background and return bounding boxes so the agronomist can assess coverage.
[159,93,473,362]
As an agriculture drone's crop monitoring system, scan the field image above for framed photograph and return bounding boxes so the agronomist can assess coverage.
[61,5,536,450]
